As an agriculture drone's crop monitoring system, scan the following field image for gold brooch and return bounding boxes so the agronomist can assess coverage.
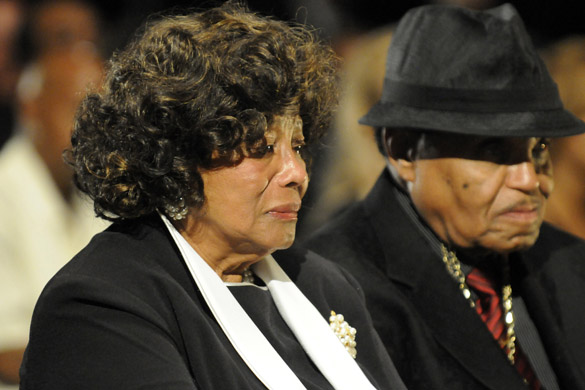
[329,311,357,358]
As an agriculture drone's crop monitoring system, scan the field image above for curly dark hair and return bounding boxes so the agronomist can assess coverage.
[68,1,339,221]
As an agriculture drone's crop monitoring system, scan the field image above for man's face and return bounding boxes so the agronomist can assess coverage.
[32,49,103,179]
[399,132,553,254]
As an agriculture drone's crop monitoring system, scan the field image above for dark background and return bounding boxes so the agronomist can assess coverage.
[63,1,585,54]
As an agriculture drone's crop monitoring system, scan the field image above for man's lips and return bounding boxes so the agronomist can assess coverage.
[499,202,541,222]
[267,203,301,220]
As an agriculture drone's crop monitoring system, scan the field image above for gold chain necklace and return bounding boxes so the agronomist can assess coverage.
[440,245,517,364]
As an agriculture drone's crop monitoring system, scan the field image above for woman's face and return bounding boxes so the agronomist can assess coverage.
[197,114,308,258]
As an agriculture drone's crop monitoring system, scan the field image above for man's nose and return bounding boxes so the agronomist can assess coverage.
[505,162,541,193]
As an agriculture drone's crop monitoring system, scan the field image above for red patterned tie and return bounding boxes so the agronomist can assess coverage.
[466,268,541,389]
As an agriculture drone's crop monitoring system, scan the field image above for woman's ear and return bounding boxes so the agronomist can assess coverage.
[383,128,417,183]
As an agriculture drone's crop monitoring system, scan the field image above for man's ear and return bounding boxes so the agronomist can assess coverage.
[383,128,417,183]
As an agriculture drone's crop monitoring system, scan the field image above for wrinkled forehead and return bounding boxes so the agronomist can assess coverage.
[266,104,303,136]
[268,114,303,131]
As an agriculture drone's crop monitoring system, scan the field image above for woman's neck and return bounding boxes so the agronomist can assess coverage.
[174,217,267,282]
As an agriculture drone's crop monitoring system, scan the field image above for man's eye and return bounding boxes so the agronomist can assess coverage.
[480,142,507,163]
[535,139,549,153]
[531,138,551,171]
[533,139,550,158]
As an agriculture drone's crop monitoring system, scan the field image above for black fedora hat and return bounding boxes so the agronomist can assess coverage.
[359,3,585,137]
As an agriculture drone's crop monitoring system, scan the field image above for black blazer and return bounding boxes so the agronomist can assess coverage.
[20,215,404,389]
[304,170,585,390]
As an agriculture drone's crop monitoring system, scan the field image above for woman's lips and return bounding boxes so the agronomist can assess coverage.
[267,204,300,220]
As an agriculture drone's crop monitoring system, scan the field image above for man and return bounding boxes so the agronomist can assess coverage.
[304,4,585,390]
[0,1,107,386]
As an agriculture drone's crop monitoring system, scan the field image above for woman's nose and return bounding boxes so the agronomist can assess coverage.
[276,147,308,189]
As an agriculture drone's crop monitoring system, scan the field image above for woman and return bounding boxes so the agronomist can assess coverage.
[19,3,404,389]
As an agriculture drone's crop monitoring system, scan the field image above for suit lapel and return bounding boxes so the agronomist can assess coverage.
[363,171,527,390]
[516,247,585,390]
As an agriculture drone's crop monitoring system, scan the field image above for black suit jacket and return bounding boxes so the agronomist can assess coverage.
[20,215,404,389]
[304,170,585,390]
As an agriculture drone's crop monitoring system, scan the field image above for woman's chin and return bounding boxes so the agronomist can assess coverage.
[268,229,297,252]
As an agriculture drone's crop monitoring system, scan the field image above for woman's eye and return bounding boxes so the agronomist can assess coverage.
[293,144,305,154]
[247,143,274,158]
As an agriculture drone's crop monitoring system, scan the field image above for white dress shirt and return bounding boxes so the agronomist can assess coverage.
[0,134,108,389]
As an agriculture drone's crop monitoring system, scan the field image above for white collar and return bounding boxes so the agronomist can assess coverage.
[160,214,377,390]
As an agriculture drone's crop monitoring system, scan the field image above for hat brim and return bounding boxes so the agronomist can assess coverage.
[359,101,585,137]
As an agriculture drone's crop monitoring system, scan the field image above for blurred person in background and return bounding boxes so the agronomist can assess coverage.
[16,0,101,62]
[301,25,391,234]
[541,36,585,240]
[0,0,25,150]
[0,0,108,386]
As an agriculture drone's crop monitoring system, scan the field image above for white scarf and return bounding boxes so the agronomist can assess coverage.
[161,215,377,390]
